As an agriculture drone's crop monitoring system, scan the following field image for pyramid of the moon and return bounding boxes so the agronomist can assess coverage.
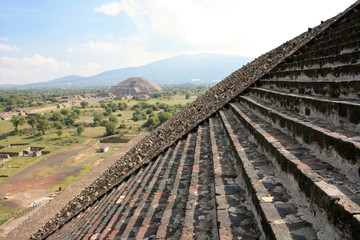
[108,77,162,98]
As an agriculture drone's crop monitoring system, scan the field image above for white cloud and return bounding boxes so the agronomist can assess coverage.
[0,43,21,52]
[0,54,71,84]
[0,37,10,42]
[94,0,354,57]
[0,67,18,78]
[67,47,75,53]
[1,54,69,70]
[81,38,168,67]
[83,41,125,54]
[78,62,105,77]
[94,0,141,17]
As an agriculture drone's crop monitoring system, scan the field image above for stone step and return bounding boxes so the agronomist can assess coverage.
[46,185,118,239]
[97,145,176,239]
[237,96,360,177]
[119,140,183,239]
[133,137,187,240]
[311,12,360,47]
[287,37,360,63]
[265,63,360,81]
[49,170,140,239]
[228,103,360,239]
[219,110,321,240]
[54,152,164,239]
[257,79,360,100]
[181,124,218,239]
[152,132,197,239]
[209,117,261,239]
[276,51,360,72]
[247,87,360,127]
[67,172,138,239]
[78,181,131,238]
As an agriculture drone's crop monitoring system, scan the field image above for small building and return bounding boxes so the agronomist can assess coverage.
[98,146,109,153]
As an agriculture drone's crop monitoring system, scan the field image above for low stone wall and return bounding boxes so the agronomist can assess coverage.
[99,137,130,144]
[28,5,354,239]
[0,152,20,157]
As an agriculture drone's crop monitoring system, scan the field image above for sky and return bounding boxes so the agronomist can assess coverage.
[0,0,356,85]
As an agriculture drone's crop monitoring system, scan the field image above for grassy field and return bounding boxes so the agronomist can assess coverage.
[0,93,195,184]
[0,93,198,226]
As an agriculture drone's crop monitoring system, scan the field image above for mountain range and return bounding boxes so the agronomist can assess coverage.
[1,54,253,89]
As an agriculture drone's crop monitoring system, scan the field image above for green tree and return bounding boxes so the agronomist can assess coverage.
[60,108,69,116]
[27,117,37,129]
[143,116,160,128]
[146,108,153,114]
[37,119,51,135]
[105,121,116,135]
[93,112,104,125]
[158,112,172,124]
[77,126,85,136]
[10,115,26,132]
[51,112,62,122]
[185,92,190,99]
[57,130,63,137]
[80,101,89,108]
[35,113,45,122]
[64,115,75,126]
[109,115,118,124]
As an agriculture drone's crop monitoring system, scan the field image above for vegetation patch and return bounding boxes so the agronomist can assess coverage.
[31,166,62,178]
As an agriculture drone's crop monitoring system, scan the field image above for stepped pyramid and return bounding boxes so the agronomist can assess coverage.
[5,1,360,239]
[108,77,162,98]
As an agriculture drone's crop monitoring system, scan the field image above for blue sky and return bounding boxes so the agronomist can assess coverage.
[0,0,356,85]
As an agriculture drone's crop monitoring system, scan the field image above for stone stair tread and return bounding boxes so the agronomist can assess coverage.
[228,103,360,238]
[277,51,360,71]
[294,34,360,58]
[153,133,197,239]
[100,145,177,238]
[249,87,360,127]
[209,117,261,239]
[250,87,360,105]
[120,140,183,239]
[181,125,218,239]
[257,79,360,100]
[241,94,360,143]
[219,110,320,240]
[231,102,360,199]
[269,62,360,74]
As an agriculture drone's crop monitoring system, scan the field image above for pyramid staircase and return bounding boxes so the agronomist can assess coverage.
[45,3,360,239]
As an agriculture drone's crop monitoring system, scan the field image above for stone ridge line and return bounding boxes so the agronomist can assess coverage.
[13,1,358,239]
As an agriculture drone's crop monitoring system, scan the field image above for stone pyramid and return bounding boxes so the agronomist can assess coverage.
[108,77,162,98]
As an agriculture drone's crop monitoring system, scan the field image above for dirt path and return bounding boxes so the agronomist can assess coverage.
[0,139,96,210]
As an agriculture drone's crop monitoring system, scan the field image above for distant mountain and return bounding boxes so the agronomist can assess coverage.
[4,54,254,89]
[0,84,17,89]
[18,75,85,89]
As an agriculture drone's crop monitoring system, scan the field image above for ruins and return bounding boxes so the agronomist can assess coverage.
[4,1,360,239]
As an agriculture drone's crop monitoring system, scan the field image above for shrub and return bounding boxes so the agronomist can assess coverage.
[105,121,116,135]
[77,126,84,136]
[109,115,118,124]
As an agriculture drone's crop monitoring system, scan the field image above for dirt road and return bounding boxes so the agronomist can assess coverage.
[0,139,99,210]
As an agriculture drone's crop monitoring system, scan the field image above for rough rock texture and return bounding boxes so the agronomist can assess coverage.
[5,1,359,239]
